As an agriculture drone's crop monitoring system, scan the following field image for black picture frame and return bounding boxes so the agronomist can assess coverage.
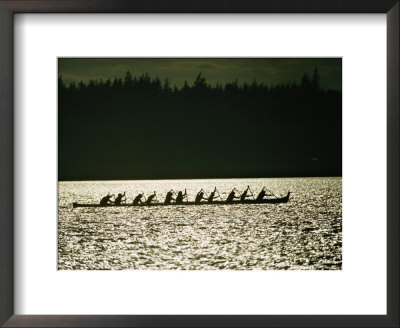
[0,1,398,327]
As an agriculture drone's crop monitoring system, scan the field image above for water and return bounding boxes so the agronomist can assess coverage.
[58,177,342,270]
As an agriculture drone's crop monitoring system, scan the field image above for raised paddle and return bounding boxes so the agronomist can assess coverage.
[235,188,243,196]
[266,188,277,198]
[216,188,223,200]
[208,187,218,201]
[248,186,256,200]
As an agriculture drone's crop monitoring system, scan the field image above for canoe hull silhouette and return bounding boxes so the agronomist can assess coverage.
[73,192,290,208]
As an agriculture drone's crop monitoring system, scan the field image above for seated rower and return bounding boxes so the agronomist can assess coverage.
[175,189,187,204]
[114,192,126,205]
[146,191,157,205]
[132,193,145,205]
[164,190,175,204]
[240,186,250,202]
[100,193,114,206]
[207,187,218,203]
[226,189,239,203]
[195,189,207,204]
[256,187,269,202]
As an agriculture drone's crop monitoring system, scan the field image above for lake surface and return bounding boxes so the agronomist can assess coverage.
[58,177,342,270]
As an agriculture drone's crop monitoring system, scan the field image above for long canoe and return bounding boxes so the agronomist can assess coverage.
[72,192,290,208]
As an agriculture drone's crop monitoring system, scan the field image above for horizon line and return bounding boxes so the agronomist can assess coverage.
[59,175,342,182]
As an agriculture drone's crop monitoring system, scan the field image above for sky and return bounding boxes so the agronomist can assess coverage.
[58,58,342,91]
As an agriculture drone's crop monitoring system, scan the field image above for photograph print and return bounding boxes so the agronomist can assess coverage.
[58,58,342,270]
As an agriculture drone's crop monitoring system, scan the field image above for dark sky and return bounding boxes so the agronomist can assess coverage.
[59,58,342,91]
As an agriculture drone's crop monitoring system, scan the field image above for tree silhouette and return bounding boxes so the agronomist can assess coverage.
[312,67,320,91]
[124,71,133,87]
[193,73,207,89]
[58,68,341,180]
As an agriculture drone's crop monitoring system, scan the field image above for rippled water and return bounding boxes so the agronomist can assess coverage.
[58,177,342,270]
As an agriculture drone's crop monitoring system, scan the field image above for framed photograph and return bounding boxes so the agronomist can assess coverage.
[0,1,398,327]
[58,57,342,271]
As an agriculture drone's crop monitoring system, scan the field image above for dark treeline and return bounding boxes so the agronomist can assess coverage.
[59,68,341,180]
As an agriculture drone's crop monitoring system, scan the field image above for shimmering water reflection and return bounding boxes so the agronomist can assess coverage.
[58,177,342,270]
